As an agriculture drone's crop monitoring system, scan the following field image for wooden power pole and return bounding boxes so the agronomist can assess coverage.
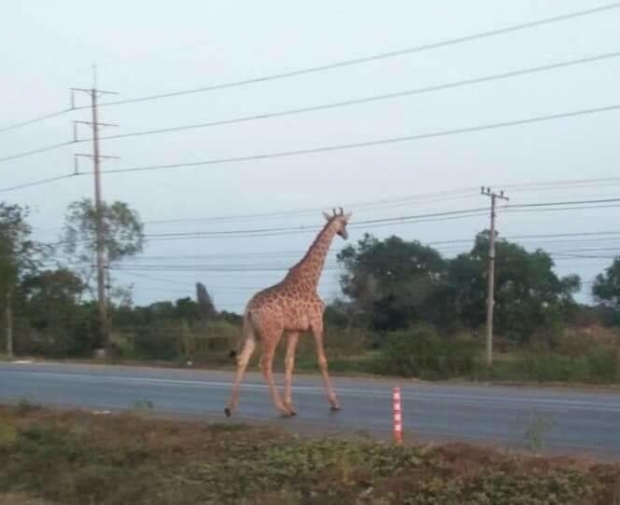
[480,186,509,366]
[71,72,118,354]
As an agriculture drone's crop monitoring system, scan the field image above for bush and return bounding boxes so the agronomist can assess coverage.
[512,346,620,384]
[585,346,620,383]
[131,327,180,361]
[373,326,479,379]
[122,319,241,364]
[13,307,101,359]
[518,353,585,383]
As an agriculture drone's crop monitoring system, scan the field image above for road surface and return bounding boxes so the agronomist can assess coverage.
[1,361,619,460]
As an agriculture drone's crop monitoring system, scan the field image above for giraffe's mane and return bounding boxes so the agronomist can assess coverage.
[287,217,335,273]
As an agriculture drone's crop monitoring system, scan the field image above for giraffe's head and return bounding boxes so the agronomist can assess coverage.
[322,207,352,240]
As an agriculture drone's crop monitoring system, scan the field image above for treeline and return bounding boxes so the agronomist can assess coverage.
[331,232,608,343]
[2,198,620,382]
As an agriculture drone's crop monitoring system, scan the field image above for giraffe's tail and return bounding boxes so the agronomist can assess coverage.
[228,309,253,359]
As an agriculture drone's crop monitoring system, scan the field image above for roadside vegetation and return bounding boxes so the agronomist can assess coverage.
[2,199,620,385]
[0,405,618,504]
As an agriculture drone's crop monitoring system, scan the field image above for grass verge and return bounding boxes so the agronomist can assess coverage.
[0,405,619,504]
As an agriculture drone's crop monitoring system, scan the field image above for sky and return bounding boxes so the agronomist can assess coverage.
[1,0,619,313]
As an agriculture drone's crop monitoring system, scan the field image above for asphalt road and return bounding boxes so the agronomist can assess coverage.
[1,361,619,460]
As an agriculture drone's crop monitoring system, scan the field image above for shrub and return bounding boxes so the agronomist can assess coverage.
[513,347,619,384]
[585,346,619,383]
[131,329,179,361]
[373,326,479,379]
[518,353,585,383]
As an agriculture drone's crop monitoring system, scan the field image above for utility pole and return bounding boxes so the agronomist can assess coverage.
[5,290,12,358]
[480,186,509,366]
[71,69,118,355]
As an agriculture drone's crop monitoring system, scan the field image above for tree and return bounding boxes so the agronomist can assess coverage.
[175,297,200,321]
[60,198,145,347]
[592,257,620,316]
[196,282,216,324]
[337,231,581,342]
[0,203,45,356]
[338,234,447,331]
[17,268,95,356]
[446,231,581,342]
[62,198,145,288]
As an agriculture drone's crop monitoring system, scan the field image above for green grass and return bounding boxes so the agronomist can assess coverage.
[0,406,619,504]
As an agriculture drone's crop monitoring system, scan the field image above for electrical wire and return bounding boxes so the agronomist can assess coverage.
[0,108,72,135]
[94,103,620,176]
[0,174,78,193]
[82,52,620,143]
[0,141,74,165]
[86,3,620,109]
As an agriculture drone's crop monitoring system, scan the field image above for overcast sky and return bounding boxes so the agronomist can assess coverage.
[2,1,619,312]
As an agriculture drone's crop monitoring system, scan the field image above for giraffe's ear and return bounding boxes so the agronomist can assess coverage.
[344,212,352,221]
[322,211,331,221]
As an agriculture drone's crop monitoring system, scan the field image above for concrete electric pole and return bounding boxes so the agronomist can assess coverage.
[71,70,118,354]
[480,186,509,366]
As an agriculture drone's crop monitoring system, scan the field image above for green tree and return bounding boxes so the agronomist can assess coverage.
[446,231,581,342]
[337,231,581,342]
[175,297,200,321]
[338,234,447,331]
[60,198,145,336]
[17,268,96,356]
[0,203,45,356]
[592,257,620,319]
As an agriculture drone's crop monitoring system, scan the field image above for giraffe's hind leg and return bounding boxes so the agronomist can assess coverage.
[225,336,256,417]
[260,328,295,417]
[283,332,299,415]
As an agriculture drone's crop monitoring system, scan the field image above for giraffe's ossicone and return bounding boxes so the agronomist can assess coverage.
[225,208,352,417]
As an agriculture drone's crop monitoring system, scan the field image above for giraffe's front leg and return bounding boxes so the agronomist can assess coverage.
[283,332,299,415]
[311,321,340,411]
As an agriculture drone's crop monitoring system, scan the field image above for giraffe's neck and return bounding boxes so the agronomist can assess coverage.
[283,220,338,291]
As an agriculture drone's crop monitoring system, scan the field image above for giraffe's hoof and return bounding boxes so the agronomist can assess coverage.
[330,404,341,412]
[289,410,297,416]
[224,407,232,417]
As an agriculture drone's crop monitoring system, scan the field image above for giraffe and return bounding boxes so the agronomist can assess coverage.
[225,208,352,417]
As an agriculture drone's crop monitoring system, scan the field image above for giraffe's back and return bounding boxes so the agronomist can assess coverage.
[245,282,324,334]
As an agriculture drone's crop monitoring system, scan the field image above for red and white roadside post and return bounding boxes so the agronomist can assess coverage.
[393,386,402,445]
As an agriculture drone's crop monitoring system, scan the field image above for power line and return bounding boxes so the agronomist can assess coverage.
[0,174,78,193]
[71,235,620,262]
[86,3,620,109]
[137,200,620,241]
[95,103,620,176]
[112,265,342,273]
[84,51,620,143]
[504,176,620,191]
[0,108,72,135]
[2,3,616,143]
[4,3,616,139]
[139,208,489,240]
[505,204,620,214]
[429,230,620,246]
[143,188,478,225]
[508,197,620,209]
[45,237,620,264]
[43,200,620,250]
[0,141,74,165]
[125,179,620,228]
[118,270,327,291]
[4,99,620,179]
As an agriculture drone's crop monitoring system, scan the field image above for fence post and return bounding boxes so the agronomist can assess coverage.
[393,386,402,445]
